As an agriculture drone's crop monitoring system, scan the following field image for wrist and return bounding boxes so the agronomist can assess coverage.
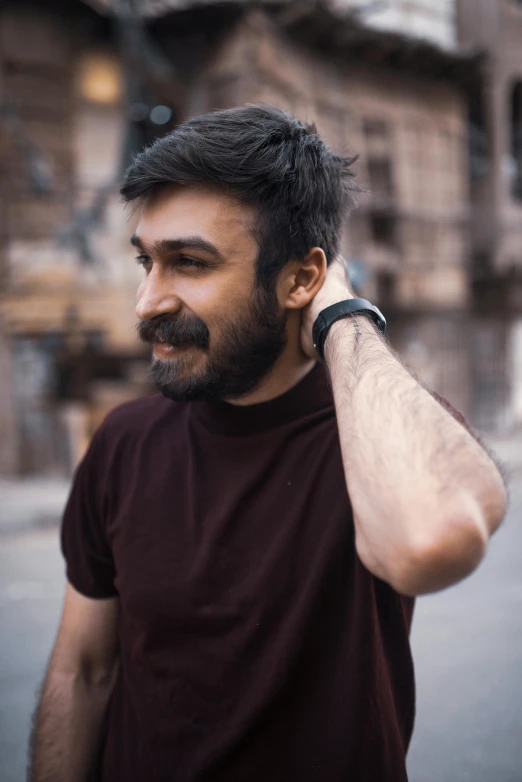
[313,298,387,362]
[324,315,378,363]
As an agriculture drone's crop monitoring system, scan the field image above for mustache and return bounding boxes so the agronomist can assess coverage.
[137,314,210,350]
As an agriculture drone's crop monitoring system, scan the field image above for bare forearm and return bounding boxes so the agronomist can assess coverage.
[325,316,507,595]
[29,663,116,782]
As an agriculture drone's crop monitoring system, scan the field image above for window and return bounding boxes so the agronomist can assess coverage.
[377,271,396,305]
[363,116,395,203]
[370,214,397,246]
[367,158,394,200]
[510,81,522,201]
[363,117,388,139]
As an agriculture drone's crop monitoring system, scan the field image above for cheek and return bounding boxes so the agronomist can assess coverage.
[181,275,251,324]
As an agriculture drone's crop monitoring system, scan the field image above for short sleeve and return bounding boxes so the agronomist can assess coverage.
[61,424,118,599]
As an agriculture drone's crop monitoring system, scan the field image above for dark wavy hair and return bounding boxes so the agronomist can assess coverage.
[120,104,358,289]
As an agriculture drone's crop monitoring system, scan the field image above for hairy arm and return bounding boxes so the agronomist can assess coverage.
[29,583,119,782]
[325,314,507,596]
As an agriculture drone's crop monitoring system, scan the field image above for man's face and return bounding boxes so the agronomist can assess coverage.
[134,185,288,401]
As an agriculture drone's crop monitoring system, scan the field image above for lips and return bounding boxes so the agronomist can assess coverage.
[153,343,190,358]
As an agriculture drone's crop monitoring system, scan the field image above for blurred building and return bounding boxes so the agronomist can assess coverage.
[0,0,511,475]
[456,0,522,430]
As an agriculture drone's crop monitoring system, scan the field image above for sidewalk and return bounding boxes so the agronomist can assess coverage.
[0,477,70,534]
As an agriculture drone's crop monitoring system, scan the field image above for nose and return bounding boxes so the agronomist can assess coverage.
[135,268,182,322]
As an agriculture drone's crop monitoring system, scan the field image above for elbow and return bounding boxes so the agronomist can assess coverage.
[382,503,491,597]
[79,656,120,690]
[482,475,509,536]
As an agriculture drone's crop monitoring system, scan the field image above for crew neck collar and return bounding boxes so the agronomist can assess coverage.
[190,362,334,436]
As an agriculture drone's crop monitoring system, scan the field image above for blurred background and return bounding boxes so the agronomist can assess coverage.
[0,0,522,477]
[1,1,521,781]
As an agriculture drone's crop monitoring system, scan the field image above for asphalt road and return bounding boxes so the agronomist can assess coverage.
[407,475,522,782]
[0,527,64,782]
[1,470,521,782]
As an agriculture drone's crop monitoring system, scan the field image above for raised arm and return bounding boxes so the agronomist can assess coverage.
[29,582,119,782]
[301,255,508,597]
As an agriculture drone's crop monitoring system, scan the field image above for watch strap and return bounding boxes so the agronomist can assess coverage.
[312,298,386,360]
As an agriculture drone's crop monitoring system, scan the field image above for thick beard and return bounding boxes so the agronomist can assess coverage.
[146,287,288,402]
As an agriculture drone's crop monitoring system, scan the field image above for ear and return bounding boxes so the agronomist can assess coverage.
[282,247,327,311]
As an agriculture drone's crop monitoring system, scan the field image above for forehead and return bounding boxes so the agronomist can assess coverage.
[135,185,257,258]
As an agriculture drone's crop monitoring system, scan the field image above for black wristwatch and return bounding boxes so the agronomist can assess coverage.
[312,298,387,360]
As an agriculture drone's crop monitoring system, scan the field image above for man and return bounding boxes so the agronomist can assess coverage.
[30,105,507,782]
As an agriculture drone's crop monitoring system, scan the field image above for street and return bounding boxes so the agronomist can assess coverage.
[0,527,64,782]
[1,441,521,782]
[407,466,522,782]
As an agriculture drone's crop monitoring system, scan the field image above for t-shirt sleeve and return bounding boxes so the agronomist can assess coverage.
[61,424,118,599]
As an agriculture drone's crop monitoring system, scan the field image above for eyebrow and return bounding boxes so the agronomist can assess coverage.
[130,234,225,262]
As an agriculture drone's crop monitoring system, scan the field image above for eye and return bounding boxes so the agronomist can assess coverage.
[178,256,209,269]
[136,255,151,268]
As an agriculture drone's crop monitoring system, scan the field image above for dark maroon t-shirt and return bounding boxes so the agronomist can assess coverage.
[61,363,416,782]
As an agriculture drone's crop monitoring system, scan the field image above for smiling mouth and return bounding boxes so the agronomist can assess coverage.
[153,342,191,358]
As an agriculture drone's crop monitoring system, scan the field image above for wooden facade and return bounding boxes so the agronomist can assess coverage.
[0,0,492,474]
[456,0,522,429]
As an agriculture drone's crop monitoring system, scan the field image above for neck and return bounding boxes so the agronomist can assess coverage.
[225,350,317,407]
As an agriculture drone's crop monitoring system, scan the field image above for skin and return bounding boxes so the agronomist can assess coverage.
[302,255,508,595]
[30,184,508,780]
[29,584,119,782]
[133,185,322,404]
